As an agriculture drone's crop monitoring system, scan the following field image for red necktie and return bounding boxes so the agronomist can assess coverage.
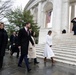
[27,29,29,35]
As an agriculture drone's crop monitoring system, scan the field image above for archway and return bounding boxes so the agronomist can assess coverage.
[43,2,53,28]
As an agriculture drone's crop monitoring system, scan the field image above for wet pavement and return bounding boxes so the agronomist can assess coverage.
[0,52,76,75]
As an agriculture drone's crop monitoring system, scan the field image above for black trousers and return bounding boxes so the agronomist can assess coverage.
[74,30,76,35]
[11,50,19,58]
[0,56,3,69]
[18,54,30,70]
[11,45,19,58]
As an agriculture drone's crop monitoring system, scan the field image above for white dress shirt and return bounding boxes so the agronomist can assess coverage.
[24,27,28,31]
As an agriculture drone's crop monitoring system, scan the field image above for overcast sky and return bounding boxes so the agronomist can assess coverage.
[2,0,29,23]
[12,0,29,10]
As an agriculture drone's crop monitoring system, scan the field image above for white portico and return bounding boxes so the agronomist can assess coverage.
[25,0,76,44]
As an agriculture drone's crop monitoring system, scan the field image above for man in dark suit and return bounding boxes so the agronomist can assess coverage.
[71,18,76,35]
[10,32,16,55]
[0,22,8,69]
[10,32,19,58]
[18,22,34,72]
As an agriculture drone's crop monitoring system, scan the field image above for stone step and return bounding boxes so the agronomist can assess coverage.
[37,33,76,65]
[36,47,76,49]
[36,46,76,51]
[36,52,76,59]
[36,47,76,65]
[36,53,76,62]
[55,56,76,62]
[36,46,76,50]
[36,44,76,47]
[37,56,76,65]
[36,55,76,66]
[36,50,76,57]
[36,50,76,55]
[53,50,76,55]
[54,59,76,66]
[36,47,76,51]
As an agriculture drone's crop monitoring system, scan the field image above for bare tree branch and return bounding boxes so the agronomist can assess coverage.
[0,0,13,21]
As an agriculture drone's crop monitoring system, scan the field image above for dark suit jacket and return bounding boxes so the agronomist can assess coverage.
[71,19,76,31]
[10,35,16,45]
[18,28,34,55]
[10,35,19,52]
[0,29,8,56]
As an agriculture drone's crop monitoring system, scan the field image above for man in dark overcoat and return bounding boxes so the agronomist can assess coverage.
[18,22,34,72]
[10,32,19,58]
[71,18,76,35]
[0,22,8,69]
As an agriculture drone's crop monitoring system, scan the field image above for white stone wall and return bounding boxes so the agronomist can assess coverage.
[25,0,72,44]
[38,28,52,44]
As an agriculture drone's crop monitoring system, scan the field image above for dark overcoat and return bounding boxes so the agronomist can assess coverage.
[18,28,34,55]
[0,29,8,56]
[71,19,76,31]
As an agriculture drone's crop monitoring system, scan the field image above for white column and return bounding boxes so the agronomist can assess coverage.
[40,10,45,28]
[30,9,34,15]
[38,2,42,27]
[52,0,62,34]
[71,5,75,19]
[61,0,69,32]
[70,5,75,32]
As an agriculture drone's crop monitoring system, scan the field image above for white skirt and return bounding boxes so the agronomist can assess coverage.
[44,44,55,59]
[28,47,36,58]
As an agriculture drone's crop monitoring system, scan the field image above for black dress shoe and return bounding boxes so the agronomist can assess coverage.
[28,69,31,72]
[18,64,22,67]
[0,67,2,70]
[34,58,39,65]
[28,62,31,64]
[34,62,39,65]
[16,56,19,58]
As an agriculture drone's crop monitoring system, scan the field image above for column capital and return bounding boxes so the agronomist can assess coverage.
[38,0,42,3]
[63,0,69,2]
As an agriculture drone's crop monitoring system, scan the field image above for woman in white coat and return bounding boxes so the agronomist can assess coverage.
[28,30,39,65]
[44,30,55,64]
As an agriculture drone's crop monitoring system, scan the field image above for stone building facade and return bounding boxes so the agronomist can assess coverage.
[25,0,76,44]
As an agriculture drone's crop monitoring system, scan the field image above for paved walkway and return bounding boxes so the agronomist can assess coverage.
[0,52,76,75]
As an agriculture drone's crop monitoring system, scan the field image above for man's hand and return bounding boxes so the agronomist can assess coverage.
[50,45,52,47]
[13,43,15,45]
[18,46,21,52]
[33,44,35,47]
[18,46,21,49]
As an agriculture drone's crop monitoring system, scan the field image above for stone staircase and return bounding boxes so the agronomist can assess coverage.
[36,33,76,65]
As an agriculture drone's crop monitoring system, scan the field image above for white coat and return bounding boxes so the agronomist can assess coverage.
[28,36,36,58]
[44,35,55,59]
